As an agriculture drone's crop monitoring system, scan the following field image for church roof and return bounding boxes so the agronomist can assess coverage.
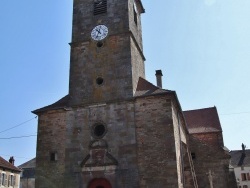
[183,107,222,134]
[33,77,172,114]
[32,95,70,114]
[230,149,250,167]
[134,77,171,97]
[0,156,21,172]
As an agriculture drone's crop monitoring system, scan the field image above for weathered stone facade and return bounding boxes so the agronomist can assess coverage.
[68,0,145,106]
[33,0,233,187]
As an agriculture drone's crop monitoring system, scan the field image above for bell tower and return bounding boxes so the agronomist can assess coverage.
[69,0,145,105]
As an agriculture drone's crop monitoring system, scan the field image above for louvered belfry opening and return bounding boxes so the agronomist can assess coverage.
[94,0,107,15]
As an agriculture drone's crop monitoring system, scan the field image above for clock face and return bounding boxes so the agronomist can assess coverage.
[91,25,109,41]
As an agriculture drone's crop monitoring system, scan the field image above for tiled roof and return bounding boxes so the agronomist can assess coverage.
[183,107,222,134]
[134,77,170,97]
[32,95,69,114]
[0,157,21,172]
[230,150,250,167]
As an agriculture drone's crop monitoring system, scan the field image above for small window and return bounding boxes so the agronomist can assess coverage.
[50,152,58,161]
[96,77,104,85]
[133,7,137,25]
[191,152,196,160]
[243,185,248,188]
[133,2,138,25]
[242,173,247,181]
[97,41,104,48]
[94,0,107,16]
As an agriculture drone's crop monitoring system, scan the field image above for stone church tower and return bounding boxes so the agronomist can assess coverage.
[33,0,233,188]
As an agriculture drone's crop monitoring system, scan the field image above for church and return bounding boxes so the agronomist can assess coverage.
[33,0,236,187]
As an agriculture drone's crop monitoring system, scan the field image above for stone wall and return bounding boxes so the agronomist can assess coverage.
[189,134,232,188]
[36,100,142,188]
[135,95,179,187]
[67,101,139,187]
[69,0,145,105]
[35,110,67,188]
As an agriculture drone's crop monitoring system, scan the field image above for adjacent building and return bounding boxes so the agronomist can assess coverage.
[0,156,21,188]
[230,145,250,188]
[19,158,36,188]
[184,107,237,188]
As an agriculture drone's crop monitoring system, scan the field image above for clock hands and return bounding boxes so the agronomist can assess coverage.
[91,25,108,41]
[96,28,101,35]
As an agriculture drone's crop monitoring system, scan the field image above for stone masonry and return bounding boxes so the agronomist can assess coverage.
[33,0,233,187]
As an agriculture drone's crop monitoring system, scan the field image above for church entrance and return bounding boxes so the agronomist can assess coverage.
[88,178,112,188]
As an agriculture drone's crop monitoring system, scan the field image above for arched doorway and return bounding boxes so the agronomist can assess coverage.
[88,178,112,188]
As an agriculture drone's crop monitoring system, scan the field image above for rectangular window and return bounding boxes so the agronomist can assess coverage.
[50,152,58,161]
[94,0,107,15]
[1,173,5,185]
[242,173,247,181]
[243,185,248,188]
[13,175,16,186]
[1,173,7,186]
[191,152,196,160]
[134,7,138,25]
[4,174,7,186]
[8,175,14,186]
[247,173,250,181]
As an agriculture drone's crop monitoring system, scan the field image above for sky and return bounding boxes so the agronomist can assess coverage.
[0,0,250,166]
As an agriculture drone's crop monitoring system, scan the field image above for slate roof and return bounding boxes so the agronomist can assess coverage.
[18,158,36,169]
[32,94,70,114]
[0,156,21,172]
[183,107,222,134]
[230,150,250,167]
[18,158,36,178]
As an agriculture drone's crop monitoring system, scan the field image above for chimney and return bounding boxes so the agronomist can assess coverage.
[242,143,246,155]
[155,70,163,88]
[9,156,15,165]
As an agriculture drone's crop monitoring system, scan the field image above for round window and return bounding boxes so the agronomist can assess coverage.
[92,123,106,138]
[97,41,104,48]
[96,77,104,86]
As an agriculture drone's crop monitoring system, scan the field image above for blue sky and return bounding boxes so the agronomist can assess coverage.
[0,0,250,165]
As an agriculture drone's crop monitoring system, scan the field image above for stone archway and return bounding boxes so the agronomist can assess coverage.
[88,178,112,188]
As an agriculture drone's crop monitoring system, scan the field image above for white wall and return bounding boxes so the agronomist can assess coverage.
[234,167,250,188]
[0,169,20,188]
